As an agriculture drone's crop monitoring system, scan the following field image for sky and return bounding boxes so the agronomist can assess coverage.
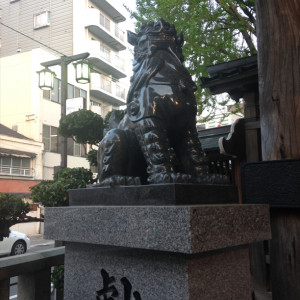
[121,1,137,32]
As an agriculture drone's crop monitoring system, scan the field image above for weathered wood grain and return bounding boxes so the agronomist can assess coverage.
[270,209,300,300]
[256,0,300,160]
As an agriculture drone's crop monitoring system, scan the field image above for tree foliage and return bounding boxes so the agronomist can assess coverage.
[86,149,98,167]
[103,109,126,130]
[84,109,125,167]
[58,109,104,145]
[0,193,30,240]
[126,0,256,121]
[52,265,64,291]
[30,168,93,207]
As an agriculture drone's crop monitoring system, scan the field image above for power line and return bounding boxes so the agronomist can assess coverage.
[0,21,66,57]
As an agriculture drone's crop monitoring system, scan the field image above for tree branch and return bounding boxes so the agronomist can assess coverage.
[235,0,256,26]
[215,0,257,53]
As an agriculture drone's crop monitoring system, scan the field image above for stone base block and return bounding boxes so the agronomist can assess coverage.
[45,202,271,300]
[69,183,238,206]
[64,243,252,300]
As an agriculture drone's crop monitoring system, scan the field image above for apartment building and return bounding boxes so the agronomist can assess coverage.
[0,0,129,187]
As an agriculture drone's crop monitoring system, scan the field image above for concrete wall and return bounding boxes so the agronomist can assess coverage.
[0,0,73,57]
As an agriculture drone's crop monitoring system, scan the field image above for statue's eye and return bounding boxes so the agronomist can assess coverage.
[139,40,146,47]
[138,36,148,47]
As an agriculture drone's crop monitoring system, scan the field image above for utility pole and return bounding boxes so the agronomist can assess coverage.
[41,52,90,168]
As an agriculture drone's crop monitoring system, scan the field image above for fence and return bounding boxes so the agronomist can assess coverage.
[0,247,64,300]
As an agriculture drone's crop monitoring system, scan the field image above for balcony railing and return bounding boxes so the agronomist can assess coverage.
[115,25,125,42]
[82,40,126,79]
[85,8,126,51]
[90,72,127,106]
[0,166,33,177]
[0,247,64,300]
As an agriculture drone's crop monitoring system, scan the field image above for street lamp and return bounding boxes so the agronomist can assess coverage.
[37,68,56,90]
[74,60,91,84]
[38,52,90,169]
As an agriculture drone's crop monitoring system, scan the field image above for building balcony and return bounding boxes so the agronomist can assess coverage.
[90,73,126,107]
[85,8,126,51]
[86,40,126,79]
[90,0,126,23]
[0,166,34,177]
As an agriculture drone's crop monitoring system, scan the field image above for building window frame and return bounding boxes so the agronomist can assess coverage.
[43,124,59,153]
[43,80,87,106]
[34,11,51,29]
[67,138,85,157]
[43,77,61,103]
[100,13,110,31]
[0,156,32,177]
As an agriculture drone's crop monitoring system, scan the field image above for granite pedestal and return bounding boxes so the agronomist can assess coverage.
[44,184,271,300]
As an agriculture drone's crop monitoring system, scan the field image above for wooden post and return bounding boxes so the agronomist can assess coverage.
[256,0,300,161]
[256,0,300,298]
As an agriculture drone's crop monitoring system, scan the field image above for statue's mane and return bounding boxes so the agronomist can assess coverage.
[127,19,186,104]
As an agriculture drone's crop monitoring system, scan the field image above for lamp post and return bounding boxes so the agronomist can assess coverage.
[38,52,90,169]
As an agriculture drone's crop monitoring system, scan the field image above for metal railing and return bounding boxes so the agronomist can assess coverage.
[0,247,64,300]
[0,167,33,177]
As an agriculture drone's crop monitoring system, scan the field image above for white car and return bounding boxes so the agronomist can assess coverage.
[0,230,30,256]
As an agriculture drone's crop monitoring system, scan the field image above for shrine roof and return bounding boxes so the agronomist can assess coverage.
[201,55,258,101]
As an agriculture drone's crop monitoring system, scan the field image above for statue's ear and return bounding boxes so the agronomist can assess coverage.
[176,32,184,47]
[127,31,138,46]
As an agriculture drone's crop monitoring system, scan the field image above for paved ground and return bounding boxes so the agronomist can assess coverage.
[28,234,54,248]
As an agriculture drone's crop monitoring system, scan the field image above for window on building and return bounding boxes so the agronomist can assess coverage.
[100,43,111,61]
[74,87,80,98]
[43,125,59,153]
[90,100,101,107]
[34,11,50,29]
[114,55,125,71]
[51,78,60,102]
[100,74,112,93]
[67,83,74,98]
[100,13,110,31]
[67,84,87,101]
[44,80,86,107]
[115,25,125,42]
[116,84,126,100]
[67,138,85,157]
[80,89,87,99]
[43,78,61,103]
[0,156,32,176]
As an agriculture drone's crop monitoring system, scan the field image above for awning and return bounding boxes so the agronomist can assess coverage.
[0,148,37,158]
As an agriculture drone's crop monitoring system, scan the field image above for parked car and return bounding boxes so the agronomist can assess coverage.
[0,230,30,256]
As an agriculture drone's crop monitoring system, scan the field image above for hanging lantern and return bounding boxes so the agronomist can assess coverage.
[37,68,56,90]
[74,60,91,84]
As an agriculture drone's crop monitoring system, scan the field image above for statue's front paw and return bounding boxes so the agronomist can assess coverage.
[147,172,191,184]
[100,176,141,186]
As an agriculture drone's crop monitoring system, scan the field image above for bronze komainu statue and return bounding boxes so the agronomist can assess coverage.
[98,19,222,186]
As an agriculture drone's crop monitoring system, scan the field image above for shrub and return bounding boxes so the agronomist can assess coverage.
[30,168,93,207]
[0,193,30,240]
[52,265,64,291]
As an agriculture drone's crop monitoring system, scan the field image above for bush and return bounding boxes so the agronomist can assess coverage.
[58,109,104,145]
[0,193,30,240]
[86,149,98,167]
[52,265,64,291]
[30,168,93,207]
[53,167,93,184]
[104,109,125,129]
